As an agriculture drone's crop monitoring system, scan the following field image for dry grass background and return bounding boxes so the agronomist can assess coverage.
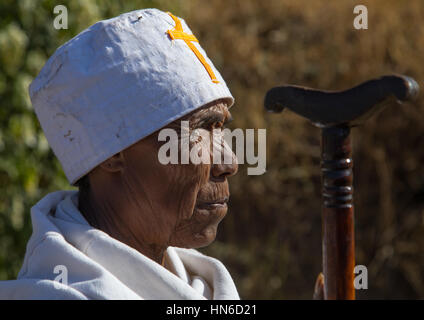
[1,0,423,299]
[181,0,424,299]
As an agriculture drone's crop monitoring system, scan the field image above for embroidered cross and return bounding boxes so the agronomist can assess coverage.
[167,12,219,84]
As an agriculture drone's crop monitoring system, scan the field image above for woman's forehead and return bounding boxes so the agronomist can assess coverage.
[139,101,231,144]
[181,100,231,123]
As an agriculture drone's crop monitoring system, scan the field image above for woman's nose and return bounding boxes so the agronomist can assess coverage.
[210,151,238,181]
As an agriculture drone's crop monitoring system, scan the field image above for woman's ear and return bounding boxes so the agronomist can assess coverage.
[99,152,125,172]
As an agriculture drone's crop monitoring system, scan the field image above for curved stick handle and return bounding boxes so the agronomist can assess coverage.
[264,75,419,127]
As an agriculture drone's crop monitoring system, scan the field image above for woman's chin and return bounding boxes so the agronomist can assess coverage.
[169,205,227,248]
[191,225,219,248]
[170,221,223,249]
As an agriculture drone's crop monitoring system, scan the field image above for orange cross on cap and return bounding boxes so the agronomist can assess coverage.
[167,12,219,84]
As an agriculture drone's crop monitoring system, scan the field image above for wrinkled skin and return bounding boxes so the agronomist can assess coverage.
[79,99,238,265]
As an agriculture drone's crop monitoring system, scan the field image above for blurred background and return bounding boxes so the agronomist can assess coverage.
[1,0,423,299]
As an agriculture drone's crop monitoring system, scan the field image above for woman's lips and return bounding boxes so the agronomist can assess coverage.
[195,197,229,210]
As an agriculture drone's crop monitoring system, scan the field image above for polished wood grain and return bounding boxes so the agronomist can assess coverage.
[264,74,419,300]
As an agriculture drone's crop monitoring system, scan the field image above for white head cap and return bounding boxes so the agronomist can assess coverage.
[29,8,234,185]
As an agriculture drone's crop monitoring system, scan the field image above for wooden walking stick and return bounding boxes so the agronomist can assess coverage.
[264,75,419,300]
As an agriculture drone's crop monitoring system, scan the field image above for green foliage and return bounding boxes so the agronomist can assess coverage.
[0,0,183,282]
[1,0,424,299]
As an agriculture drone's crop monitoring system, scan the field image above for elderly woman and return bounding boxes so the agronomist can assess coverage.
[0,9,239,299]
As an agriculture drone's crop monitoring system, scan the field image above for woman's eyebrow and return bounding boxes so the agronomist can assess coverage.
[192,111,227,128]
[169,108,233,130]
[225,113,233,124]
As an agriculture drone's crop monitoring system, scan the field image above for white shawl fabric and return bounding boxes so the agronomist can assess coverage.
[0,191,240,300]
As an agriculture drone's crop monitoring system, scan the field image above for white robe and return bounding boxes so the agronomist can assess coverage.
[0,190,240,300]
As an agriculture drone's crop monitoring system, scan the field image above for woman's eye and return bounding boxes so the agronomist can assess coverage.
[211,121,223,129]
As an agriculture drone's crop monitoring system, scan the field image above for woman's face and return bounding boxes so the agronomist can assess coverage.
[117,100,238,250]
